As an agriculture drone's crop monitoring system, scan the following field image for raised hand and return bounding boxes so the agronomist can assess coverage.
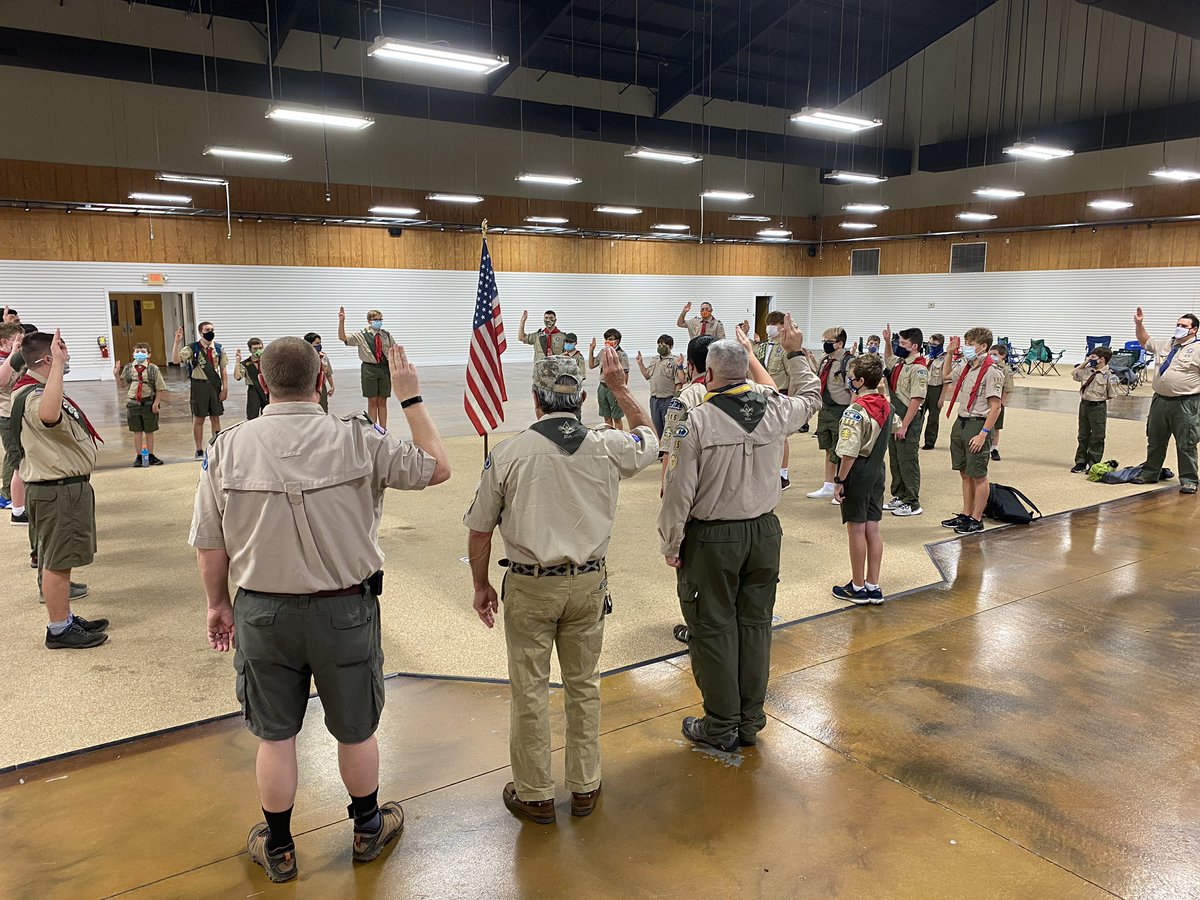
[338,305,346,323]
[682,301,692,315]
[949,335,962,353]
[50,328,68,363]
[388,343,420,402]
[883,324,892,344]
[235,348,243,362]
[779,313,805,353]
[520,310,528,325]
[1134,306,1144,325]
[636,350,644,364]
[174,326,184,342]
[589,336,597,353]
[734,324,754,351]
[112,359,121,377]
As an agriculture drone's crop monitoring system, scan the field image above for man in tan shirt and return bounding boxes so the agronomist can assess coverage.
[677,301,726,340]
[754,310,796,489]
[658,315,821,753]
[465,352,657,825]
[189,336,450,883]
[880,325,929,517]
[1133,307,1200,493]
[518,309,567,361]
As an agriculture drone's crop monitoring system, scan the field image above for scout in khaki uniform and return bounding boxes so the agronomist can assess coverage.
[754,311,796,489]
[1071,347,1119,473]
[921,333,947,448]
[588,329,631,429]
[518,309,567,362]
[880,325,929,517]
[172,321,229,459]
[234,338,270,421]
[658,316,822,753]
[338,306,395,429]
[560,333,586,382]
[304,332,336,413]
[12,331,109,650]
[190,337,451,883]
[988,344,1015,461]
[464,352,657,825]
[636,333,685,439]
[832,354,896,605]
[806,327,854,502]
[677,300,726,340]
[1133,308,1200,493]
[940,328,1005,534]
[114,341,167,467]
[0,322,26,517]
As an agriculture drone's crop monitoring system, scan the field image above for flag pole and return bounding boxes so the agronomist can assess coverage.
[482,217,489,465]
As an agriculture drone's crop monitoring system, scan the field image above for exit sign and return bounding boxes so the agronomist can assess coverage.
[142,273,168,286]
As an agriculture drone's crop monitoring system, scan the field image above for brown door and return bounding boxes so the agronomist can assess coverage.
[110,294,167,366]
[754,296,772,342]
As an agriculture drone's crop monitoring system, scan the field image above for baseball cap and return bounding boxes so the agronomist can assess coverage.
[533,356,583,394]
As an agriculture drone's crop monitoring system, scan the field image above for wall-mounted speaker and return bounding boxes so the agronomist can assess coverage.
[806,245,817,257]
[388,226,404,237]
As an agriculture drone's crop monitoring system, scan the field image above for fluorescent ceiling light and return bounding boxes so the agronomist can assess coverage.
[842,203,889,213]
[826,171,888,184]
[758,228,792,238]
[957,212,998,221]
[204,146,292,162]
[128,192,191,204]
[156,172,227,186]
[1002,141,1073,160]
[790,106,882,132]
[526,216,569,224]
[701,190,754,201]
[1150,166,1200,182]
[1087,198,1133,210]
[728,214,772,222]
[369,205,421,216]
[973,187,1025,199]
[426,193,484,203]
[839,222,877,230]
[266,104,374,130]
[594,205,642,215]
[368,37,508,75]
[515,173,582,186]
[653,224,690,231]
[625,146,703,165]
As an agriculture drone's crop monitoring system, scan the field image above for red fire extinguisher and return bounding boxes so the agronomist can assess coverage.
[97,336,109,359]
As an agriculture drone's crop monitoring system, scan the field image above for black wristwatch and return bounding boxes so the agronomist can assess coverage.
[833,476,846,485]
[400,395,423,409]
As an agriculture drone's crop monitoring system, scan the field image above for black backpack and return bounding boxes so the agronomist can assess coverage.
[984,484,1042,525]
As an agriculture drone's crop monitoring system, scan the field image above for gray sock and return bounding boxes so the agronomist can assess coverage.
[48,615,73,636]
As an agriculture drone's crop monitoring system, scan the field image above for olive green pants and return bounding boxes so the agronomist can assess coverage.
[0,415,15,501]
[921,383,944,447]
[503,569,607,802]
[677,513,782,743]
[888,407,925,505]
[1075,400,1108,468]
[1143,394,1200,485]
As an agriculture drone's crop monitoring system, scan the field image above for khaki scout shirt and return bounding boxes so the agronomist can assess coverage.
[560,349,587,382]
[886,357,928,409]
[178,340,228,382]
[948,358,1005,418]
[119,363,167,405]
[17,371,98,482]
[317,352,333,380]
[685,316,726,340]
[644,353,683,398]
[521,328,567,361]
[661,378,772,458]
[462,413,658,566]
[343,327,395,365]
[188,402,436,593]
[0,354,17,418]
[835,392,893,459]
[817,348,854,406]
[1001,367,1015,398]
[754,341,789,392]
[658,355,822,556]
[1145,336,1200,397]
[926,353,946,387]
[1073,364,1119,401]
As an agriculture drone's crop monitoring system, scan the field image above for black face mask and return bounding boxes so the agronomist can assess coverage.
[822,340,835,355]
[202,331,215,342]
[894,345,911,359]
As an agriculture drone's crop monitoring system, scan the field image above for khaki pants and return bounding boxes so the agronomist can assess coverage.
[503,568,607,801]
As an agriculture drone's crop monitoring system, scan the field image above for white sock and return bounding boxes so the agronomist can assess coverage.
[852,583,865,592]
[12,506,24,515]
[823,481,833,490]
[780,468,789,479]
[865,582,879,591]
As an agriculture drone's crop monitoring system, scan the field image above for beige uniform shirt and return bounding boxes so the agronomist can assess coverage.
[926,354,946,387]
[16,372,98,482]
[119,363,167,405]
[658,356,822,556]
[835,392,893,458]
[1001,367,1015,397]
[522,328,567,361]
[0,354,18,418]
[343,327,395,365]
[178,341,228,382]
[188,402,436,593]
[1073,364,1119,401]
[1146,337,1200,397]
[463,413,658,566]
[947,358,1005,418]
[644,354,683,398]
[754,341,789,392]
[661,378,773,458]
[886,357,929,410]
[318,352,333,380]
[559,349,587,382]
[817,349,854,406]
[685,316,726,340]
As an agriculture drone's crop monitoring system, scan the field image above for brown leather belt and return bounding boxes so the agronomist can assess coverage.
[247,585,365,599]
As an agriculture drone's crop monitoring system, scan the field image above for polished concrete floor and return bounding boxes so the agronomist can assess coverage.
[2,488,1196,898]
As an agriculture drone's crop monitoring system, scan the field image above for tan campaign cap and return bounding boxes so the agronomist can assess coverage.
[533,355,584,394]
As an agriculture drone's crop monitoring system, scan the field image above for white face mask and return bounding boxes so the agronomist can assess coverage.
[1175,326,1193,340]
[766,325,780,339]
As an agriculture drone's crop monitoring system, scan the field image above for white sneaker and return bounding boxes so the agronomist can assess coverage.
[831,496,842,506]
[892,503,923,517]
[882,497,903,511]
[806,485,835,499]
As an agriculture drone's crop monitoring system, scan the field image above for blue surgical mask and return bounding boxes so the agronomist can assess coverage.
[867,343,879,354]
[369,320,383,331]
[962,345,978,361]
[564,343,576,352]
[133,351,149,362]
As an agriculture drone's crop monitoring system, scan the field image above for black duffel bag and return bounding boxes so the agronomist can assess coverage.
[984,484,1043,525]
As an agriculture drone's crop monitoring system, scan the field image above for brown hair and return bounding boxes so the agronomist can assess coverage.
[261,336,320,400]
[0,323,22,342]
[964,327,994,350]
[766,311,785,325]
[1094,346,1113,362]
[248,337,263,350]
[366,310,383,321]
[850,354,883,388]
[133,341,151,352]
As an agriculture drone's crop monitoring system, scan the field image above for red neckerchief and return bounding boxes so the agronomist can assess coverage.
[855,392,889,429]
[945,355,995,419]
[374,332,384,363]
[13,373,104,444]
[541,325,560,354]
[819,356,833,394]
[134,363,147,402]
[699,317,709,335]
[888,354,927,393]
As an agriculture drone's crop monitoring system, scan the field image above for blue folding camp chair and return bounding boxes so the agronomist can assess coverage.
[1086,335,1111,355]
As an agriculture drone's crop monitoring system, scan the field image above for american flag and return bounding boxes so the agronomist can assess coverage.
[464,238,508,434]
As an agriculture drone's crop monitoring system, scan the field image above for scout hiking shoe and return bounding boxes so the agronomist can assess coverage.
[148,454,164,466]
[990,448,1001,461]
[681,716,738,753]
[832,583,871,606]
[246,823,298,883]
[882,497,903,511]
[780,476,790,491]
[941,513,968,529]
[955,517,984,535]
[1070,464,1088,474]
[891,503,923,517]
[865,586,885,605]
[45,620,109,650]
[571,784,602,818]
[353,801,405,862]
[503,784,556,825]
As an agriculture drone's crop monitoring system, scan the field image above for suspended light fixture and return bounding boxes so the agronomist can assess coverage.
[701,190,754,201]
[957,212,998,221]
[826,171,888,184]
[758,228,792,238]
[728,214,772,222]
[426,193,484,203]
[369,205,421,216]
[367,37,509,75]
[594,205,642,215]
[1150,166,1200,182]
[973,187,1025,199]
[204,146,293,162]
[653,224,690,231]
[266,104,374,130]
[842,203,889,213]
[1002,141,1073,160]
[1087,199,1134,211]
[515,173,582,186]
[156,173,228,186]
[128,192,192,204]
[839,222,877,230]
[790,107,882,132]
[625,147,703,165]
[526,216,569,224]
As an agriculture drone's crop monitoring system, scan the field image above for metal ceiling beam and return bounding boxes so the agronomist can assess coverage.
[1075,0,1200,41]
[486,0,575,95]
[268,0,304,63]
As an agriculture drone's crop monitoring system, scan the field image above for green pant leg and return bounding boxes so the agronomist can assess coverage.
[1075,402,1091,467]
[1143,396,1172,481]
[897,409,924,504]
[1086,403,1107,467]
[887,434,903,499]
[922,384,943,446]
[1170,397,1200,484]
[734,515,782,741]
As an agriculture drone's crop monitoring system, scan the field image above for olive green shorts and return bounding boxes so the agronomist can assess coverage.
[950,416,993,478]
[995,406,1006,430]
[189,379,224,418]
[597,382,626,419]
[233,588,384,744]
[27,480,97,571]
[840,458,885,524]
[816,403,848,461]
[360,361,391,398]
[126,402,160,433]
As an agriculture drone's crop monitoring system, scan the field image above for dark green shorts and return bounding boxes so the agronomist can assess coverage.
[233,588,384,744]
[597,382,626,419]
[950,417,992,478]
[995,406,1006,430]
[361,362,391,398]
[817,404,847,458]
[126,402,160,433]
[27,480,97,571]
[841,458,885,524]
[189,379,224,418]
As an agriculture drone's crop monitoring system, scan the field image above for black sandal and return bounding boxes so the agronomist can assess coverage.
[672,624,690,644]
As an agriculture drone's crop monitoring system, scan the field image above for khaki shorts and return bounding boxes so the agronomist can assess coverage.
[361,362,391,398]
[233,588,384,744]
[816,403,847,459]
[189,379,224,418]
[950,417,992,478]
[27,480,97,571]
[597,383,625,419]
[126,402,160,433]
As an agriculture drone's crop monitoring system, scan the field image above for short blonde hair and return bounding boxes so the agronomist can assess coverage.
[964,327,994,349]
[366,309,383,321]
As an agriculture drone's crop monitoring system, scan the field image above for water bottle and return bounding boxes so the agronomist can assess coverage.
[141,448,149,468]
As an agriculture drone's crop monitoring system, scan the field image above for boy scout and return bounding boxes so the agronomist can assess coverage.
[880,325,928,517]
[832,354,895,605]
[636,333,684,439]
[922,333,947,449]
[13,331,109,649]
[561,333,586,382]
[1133,307,1200,493]
[234,338,270,420]
[806,327,854,502]
[338,306,394,429]
[754,311,794,488]
[464,351,657,825]
[677,301,726,340]
[1,322,25,514]
[114,342,167,467]
[518,310,567,361]
[589,329,631,429]
[940,329,1005,534]
[988,344,1015,461]
[190,337,451,883]
[658,317,822,753]
[303,332,336,413]
[172,321,228,459]
[1071,347,1119,473]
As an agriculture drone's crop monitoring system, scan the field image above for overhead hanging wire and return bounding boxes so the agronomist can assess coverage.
[316,0,332,202]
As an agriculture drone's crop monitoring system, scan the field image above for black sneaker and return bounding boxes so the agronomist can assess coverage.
[45,621,109,650]
[780,476,790,491]
[941,513,967,528]
[148,454,165,466]
[921,444,935,450]
[682,716,738,753]
[195,449,204,460]
[30,551,37,569]
[990,448,1001,461]
[131,455,143,468]
[1070,464,1088,474]
[832,582,871,606]
[72,614,109,633]
[865,586,885,605]
[12,511,28,525]
[955,516,984,535]
[672,624,690,644]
